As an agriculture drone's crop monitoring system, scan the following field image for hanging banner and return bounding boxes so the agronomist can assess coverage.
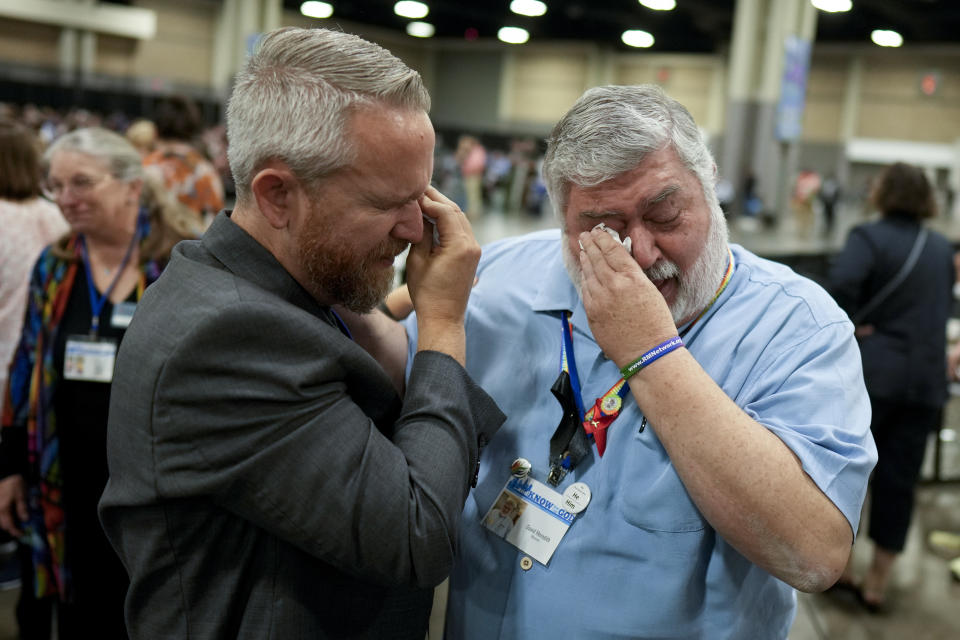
[775,35,812,142]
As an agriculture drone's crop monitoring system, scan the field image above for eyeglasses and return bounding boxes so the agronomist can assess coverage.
[43,173,113,200]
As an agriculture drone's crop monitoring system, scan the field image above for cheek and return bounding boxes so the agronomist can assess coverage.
[667,225,708,273]
[565,235,582,263]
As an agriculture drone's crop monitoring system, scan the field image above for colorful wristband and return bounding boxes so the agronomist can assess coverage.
[619,336,684,380]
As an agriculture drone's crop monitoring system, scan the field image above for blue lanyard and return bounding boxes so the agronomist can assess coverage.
[79,230,139,336]
[559,312,586,421]
[330,308,353,340]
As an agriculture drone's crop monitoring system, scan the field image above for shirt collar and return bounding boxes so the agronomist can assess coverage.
[531,235,580,314]
[201,210,334,325]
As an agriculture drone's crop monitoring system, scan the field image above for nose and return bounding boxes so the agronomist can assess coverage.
[56,187,79,208]
[390,199,424,244]
[625,224,662,270]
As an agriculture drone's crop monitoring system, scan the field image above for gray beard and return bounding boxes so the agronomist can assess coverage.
[561,208,729,325]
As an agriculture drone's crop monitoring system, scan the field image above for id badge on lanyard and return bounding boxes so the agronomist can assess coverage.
[68,232,139,383]
[481,462,592,566]
[64,335,117,383]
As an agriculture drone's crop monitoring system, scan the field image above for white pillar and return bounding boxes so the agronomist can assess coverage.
[262,0,282,33]
[211,0,239,93]
[236,0,260,64]
[727,0,761,103]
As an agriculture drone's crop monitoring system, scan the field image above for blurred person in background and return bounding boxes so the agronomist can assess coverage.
[125,118,157,158]
[792,167,821,236]
[0,120,68,421]
[0,127,199,639]
[819,173,841,236]
[456,134,486,219]
[143,94,225,225]
[828,161,955,611]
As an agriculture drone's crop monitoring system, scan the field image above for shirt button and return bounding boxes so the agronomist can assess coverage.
[520,556,533,571]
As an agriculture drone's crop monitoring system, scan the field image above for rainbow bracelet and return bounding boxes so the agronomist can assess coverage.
[619,336,684,380]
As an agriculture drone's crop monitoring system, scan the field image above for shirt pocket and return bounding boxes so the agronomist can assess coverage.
[617,429,707,533]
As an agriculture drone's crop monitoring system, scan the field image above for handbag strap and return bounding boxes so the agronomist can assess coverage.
[852,227,928,325]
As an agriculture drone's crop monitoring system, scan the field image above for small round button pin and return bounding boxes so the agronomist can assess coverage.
[511,458,532,479]
[561,481,591,514]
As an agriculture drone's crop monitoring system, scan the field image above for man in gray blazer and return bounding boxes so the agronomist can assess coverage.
[99,27,504,639]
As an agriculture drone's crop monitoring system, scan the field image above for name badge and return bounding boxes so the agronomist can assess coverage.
[64,335,117,383]
[110,301,137,328]
[482,476,577,566]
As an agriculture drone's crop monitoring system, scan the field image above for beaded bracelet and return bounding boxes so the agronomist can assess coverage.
[619,336,684,380]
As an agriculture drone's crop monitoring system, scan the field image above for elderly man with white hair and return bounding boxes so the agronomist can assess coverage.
[400,84,877,638]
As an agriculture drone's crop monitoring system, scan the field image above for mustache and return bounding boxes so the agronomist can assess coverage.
[644,260,680,282]
[372,240,409,263]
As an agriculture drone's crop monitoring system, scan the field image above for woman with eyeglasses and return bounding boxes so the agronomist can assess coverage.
[0,127,200,638]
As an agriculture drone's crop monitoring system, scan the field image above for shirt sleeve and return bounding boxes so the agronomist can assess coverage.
[738,320,877,535]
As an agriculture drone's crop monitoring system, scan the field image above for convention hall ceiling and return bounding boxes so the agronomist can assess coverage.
[277,0,960,53]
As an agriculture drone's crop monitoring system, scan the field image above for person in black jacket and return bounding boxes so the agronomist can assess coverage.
[827,162,955,611]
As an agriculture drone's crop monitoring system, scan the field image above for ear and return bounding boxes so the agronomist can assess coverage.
[251,166,299,230]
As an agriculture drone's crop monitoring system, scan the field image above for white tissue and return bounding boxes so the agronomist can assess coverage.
[579,222,632,253]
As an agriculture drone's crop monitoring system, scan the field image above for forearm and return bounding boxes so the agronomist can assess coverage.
[334,307,409,395]
[629,348,851,591]
[416,320,466,367]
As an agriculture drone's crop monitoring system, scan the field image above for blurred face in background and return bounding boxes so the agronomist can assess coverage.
[46,151,141,237]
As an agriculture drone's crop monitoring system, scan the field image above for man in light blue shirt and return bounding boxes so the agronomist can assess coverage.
[400,85,876,638]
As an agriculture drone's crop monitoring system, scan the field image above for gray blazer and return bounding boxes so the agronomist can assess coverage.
[99,212,504,639]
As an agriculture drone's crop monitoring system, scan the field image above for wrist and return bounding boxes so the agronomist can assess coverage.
[619,336,684,380]
[416,323,466,366]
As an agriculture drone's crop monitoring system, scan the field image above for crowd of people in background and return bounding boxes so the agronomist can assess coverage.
[0,100,554,227]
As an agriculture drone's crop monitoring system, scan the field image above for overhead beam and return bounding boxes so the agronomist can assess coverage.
[0,0,156,40]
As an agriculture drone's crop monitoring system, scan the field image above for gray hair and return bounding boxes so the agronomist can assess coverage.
[227,27,431,204]
[44,126,144,183]
[542,84,719,224]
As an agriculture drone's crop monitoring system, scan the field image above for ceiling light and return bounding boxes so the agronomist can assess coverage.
[498,26,530,44]
[394,1,429,19]
[622,29,655,48]
[871,29,903,47]
[639,0,676,10]
[300,1,333,19]
[511,0,547,17]
[811,0,852,12]
[406,21,435,38]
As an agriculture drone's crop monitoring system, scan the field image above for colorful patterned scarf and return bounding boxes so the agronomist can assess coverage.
[3,234,161,600]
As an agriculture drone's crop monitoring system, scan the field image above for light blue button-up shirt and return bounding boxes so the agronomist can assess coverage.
[405,229,876,639]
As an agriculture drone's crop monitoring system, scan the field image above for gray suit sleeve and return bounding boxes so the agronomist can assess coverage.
[151,301,503,588]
